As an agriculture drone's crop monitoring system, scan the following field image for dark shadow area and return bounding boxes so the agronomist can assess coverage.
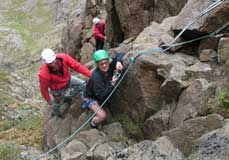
[109,0,125,47]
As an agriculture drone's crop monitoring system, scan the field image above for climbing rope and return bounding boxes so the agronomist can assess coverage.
[33,23,227,160]
[165,0,225,46]
[33,57,134,160]
[131,22,228,63]
[163,22,229,51]
[33,1,227,159]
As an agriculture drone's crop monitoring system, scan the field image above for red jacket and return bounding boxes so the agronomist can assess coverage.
[93,21,105,40]
[39,53,92,104]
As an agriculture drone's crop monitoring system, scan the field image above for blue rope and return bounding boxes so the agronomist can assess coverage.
[166,0,225,46]
[33,2,227,159]
[33,59,134,160]
[33,21,228,160]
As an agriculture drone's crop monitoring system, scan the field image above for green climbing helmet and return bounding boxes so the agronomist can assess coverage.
[93,50,109,62]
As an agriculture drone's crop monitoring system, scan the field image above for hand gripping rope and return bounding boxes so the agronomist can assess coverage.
[33,1,227,159]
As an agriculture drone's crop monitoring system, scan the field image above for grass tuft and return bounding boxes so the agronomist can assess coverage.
[109,114,144,142]
[0,143,20,160]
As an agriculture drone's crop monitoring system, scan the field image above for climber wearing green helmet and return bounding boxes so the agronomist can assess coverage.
[83,49,125,128]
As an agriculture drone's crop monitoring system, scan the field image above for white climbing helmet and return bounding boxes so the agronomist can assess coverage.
[41,48,56,64]
[93,17,100,24]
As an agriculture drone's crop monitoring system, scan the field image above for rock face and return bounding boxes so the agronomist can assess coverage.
[143,106,171,140]
[173,0,229,33]
[0,0,91,159]
[2,0,229,159]
[218,37,229,65]
[170,79,216,128]
[61,0,88,59]
[108,139,183,160]
[188,120,229,160]
[109,20,213,124]
[163,114,225,155]
[105,0,187,46]
[41,0,229,159]
[0,0,82,103]
[61,20,84,59]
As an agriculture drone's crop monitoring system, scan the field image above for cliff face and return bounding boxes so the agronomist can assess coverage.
[1,0,229,160]
[42,0,229,160]
[0,0,83,159]
[105,0,188,46]
[0,0,84,107]
[60,0,188,66]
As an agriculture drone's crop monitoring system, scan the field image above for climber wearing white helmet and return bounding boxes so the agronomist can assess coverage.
[93,17,106,50]
[39,48,92,118]
[93,17,100,25]
[41,48,56,64]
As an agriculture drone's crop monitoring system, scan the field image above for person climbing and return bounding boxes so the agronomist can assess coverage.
[39,48,92,118]
[82,49,125,128]
[93,17,106,51]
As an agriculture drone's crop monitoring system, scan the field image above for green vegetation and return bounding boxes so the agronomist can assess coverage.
[0,143,20,160]
[0,92,16,108]
[215,88,229,117]
[0,115,44,149]
[82,28,93,38]
[0,120,17,132]
[17,62,41,80]
[18,102,38,110]
[0,70,15,109]
[0,70,9,83]
[33,0,54,33]
[0,103,40,132]
[217,90,229,109]
[110,134,130,143]
[109,114,144,142]
[12,0,26,4]
[2,0,55,54]
[0,31,9,38]
[4,10,35,51]
[72,0,79,6]
[0,0,82,154]
[207,87,229,118]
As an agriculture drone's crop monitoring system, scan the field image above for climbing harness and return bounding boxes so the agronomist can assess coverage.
[33,59,133,160]
[81,98,96,110]
[33,1,227,159]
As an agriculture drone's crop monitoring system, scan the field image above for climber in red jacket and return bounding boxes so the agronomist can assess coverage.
[93,17,106,50]
[39,48,92,117]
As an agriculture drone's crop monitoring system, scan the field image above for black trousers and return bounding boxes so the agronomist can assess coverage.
[95,38,105,50]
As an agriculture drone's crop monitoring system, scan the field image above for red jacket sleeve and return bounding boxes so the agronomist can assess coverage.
[94,23,105,39]
[39,76,51,104]
[64,54,92,77]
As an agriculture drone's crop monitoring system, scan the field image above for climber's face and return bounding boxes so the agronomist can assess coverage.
[98,59,109,72]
